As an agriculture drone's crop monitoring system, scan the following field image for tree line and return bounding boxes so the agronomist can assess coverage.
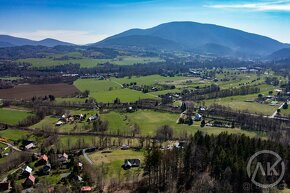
[137,132,290,193]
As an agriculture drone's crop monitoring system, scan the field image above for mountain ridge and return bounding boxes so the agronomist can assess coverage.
[94,21,289,57]
[0,35,74,47]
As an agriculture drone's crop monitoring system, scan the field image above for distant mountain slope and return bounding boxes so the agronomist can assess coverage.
[0,41,14,48]
[97,35,184,50]
[268,48,290,60]
[0,35,74,47]
[196,43,233,56]
[95,21,288,57]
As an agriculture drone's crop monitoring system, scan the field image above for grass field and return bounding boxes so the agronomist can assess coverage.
[88,149,144,178]
[125,110,266,138]
[32,109,266,139]
[110,75,195,86]
[31,109,97,132]
[74,78,158,102]
[0,108,33,125]
[0,129,33,141]
[18,56,163,68]
[204,86,280,116]
[281,108,290,117]
[73,75,206,102]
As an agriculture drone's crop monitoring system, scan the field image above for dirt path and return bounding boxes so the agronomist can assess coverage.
[269,102,286,118]
[82,149,93,165]
[111,80,124,88]
[0,141,21,152]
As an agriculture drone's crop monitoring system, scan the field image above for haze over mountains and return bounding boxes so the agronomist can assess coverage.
[1,21,290,58]
[96,21,289,57]
[0,35,74,47]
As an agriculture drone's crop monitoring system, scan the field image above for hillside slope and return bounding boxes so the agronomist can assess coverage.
[95,21,288,57]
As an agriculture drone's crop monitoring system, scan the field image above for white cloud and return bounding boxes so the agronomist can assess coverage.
[208,0,290,12]
[1,30,108,45]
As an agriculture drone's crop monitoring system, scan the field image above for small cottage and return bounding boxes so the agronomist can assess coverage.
[22,166,32,177]
[122,159,141,169]
[23,175,35,188]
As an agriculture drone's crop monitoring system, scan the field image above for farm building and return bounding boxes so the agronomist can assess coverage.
[0,182,10,191]
[122,159,141,169]
[121,144,130,150]
[23,175,35,188]
[37,154,49,165]
[88,115,98,122]
[24,143,35,150]
[55,121,64,126]
[194,113,202,121]
[22,166,32,177]
[58,152,69,163]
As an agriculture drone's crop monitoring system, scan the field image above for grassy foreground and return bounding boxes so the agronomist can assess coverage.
[0,108,33,125]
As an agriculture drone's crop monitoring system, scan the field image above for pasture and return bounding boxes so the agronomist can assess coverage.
[74,77,158,103]
[88,149,144,178]
[32,108,267,140]
[17,56,163,68]
[0,129,33,141]
[31,109,97,132]
[0,108,33,125]
[204,92,280,116]
[73,75,205,102]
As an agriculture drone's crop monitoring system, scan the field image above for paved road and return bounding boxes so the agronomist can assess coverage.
[269,102,288,118]
[82,149,93,165]
[1,163,25,182]
[0,141,23,182]
[0,141,21,152]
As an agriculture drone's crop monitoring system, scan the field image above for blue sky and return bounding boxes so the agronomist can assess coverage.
[0,0,289,44]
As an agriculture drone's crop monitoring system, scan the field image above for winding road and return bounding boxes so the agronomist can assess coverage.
[82,149,93,165]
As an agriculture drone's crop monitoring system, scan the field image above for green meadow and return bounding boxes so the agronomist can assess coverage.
[204,86,280,116]
[18,56,163,68]
[87,149,144,178]
[73,75,204,102]
[0,108,33,125]
[32,109,267,140]
[0,129,33,141]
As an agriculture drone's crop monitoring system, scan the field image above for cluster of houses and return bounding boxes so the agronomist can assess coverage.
[122,82,176,93]
[160,141,186,151]
[0,153,70,191]
[55,113,98,126]
[236,67,262,72]
[254,92,290,107]
[21,154,50,188]
[6,152,92,192]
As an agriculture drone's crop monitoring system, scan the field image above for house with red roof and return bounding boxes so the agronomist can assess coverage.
[37,154,49,165]
[23,175,35,188]
[81,186,92,192]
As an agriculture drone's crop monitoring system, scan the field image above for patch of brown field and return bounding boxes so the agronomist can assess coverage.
[0,83,80,100]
